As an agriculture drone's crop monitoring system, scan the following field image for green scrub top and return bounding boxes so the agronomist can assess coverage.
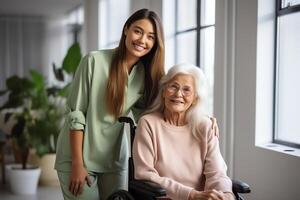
[55,49,145,173]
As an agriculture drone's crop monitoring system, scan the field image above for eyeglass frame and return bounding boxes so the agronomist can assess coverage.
[165,83,194,97]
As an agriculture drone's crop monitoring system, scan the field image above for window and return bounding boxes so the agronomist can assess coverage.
[46,6,84,86]
[163,0,215,113]
[99,0,130,48]
[274,0,300,147]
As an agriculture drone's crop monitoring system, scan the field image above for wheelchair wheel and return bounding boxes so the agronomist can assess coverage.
[106,189,135,200]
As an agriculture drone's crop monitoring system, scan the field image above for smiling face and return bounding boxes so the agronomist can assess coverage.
[163,74,197,115]
[124,19,156,63]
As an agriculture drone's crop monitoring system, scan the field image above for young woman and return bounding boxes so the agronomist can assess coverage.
[55,9,165,200]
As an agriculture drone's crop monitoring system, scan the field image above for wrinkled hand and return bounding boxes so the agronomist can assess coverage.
[69,163,92,196]
[210,117,219,138]
[189,189,226,200]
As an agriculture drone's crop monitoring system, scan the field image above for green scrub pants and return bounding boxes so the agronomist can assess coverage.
[57,170,127,200]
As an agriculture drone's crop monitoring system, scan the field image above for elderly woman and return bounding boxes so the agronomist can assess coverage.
[132,63,235,200]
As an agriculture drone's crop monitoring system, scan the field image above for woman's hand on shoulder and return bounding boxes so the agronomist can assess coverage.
[69,163,91,196]
[188,189,233,200]
[209,116,219,138]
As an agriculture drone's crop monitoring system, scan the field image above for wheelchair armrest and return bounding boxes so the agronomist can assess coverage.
[129,180,166,197]
[232,179,251,194]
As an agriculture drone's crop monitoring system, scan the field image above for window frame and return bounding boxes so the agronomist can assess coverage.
[174,0,215,66]
[273,0,300,148]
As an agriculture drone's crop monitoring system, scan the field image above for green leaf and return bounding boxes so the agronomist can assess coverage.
[62,42,82,75]
[28,70,49,109]
[58,83,71,97]
[6,76,33,93]
[1,92,24,110]
[34,144,50,157]
[30,70,45,92]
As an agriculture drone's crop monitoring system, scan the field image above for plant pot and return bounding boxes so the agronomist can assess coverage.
[29,153,59,186]
[6,164,41,195]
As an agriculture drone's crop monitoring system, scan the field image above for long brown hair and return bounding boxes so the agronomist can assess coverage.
[106,8,165,119]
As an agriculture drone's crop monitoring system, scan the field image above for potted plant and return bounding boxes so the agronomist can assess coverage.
[0,72,44,194]
[27,93,66,186]
[30,42,82,186]
[0,70,67,191]
[0,42,82,190]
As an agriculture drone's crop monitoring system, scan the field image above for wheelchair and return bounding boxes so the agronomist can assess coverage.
[107,117,251,200]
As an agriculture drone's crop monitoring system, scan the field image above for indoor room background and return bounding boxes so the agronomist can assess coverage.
[0,0,300,199]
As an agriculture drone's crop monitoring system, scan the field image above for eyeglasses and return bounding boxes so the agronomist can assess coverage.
[166,83,194,97]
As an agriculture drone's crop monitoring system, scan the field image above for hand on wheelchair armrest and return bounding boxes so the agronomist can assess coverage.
[129,179,250,199]
[232,179,251,194]
[129,179,166,197]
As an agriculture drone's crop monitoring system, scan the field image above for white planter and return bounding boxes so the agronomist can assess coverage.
[6,164,41,195]
[29,153,59,186]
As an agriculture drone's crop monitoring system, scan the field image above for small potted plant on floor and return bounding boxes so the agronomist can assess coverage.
[0,72,43,195]
[0,70,67,191]
[0,42,82,190]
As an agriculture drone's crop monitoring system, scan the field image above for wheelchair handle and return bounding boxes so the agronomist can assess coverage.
[118,117,135,127]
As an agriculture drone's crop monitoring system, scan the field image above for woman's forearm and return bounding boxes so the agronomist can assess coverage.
[70,130,84,165]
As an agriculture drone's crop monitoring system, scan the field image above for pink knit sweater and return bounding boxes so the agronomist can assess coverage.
[132,112,232,200]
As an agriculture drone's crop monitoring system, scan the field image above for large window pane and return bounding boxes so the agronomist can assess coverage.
[108,0,129,44]
[177,0,197,31]
[163,0,176,69]
[176,31,196,65]
[163,0,176,36]
[276,12,300,144]
[99,0,129,48]
[200,27,215,114]
[201,0,215,26]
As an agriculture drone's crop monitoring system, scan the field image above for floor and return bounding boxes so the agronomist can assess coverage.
[0,183,63,200]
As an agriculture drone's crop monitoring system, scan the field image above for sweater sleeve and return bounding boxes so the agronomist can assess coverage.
[132,117,193,200]
[203,123,233,193]
[66,54,94,131]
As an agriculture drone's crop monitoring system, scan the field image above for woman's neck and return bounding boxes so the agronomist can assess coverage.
[163,109,187,126]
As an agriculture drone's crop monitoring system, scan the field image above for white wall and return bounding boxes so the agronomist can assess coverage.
[215,0,300,199]
[130,0,162,18]
[83,0,99,53]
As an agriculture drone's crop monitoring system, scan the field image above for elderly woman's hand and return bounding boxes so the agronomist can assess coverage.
[188,189,234,200]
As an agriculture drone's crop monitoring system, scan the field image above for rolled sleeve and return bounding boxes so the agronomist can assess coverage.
[65,54,94,131]
[67,110,86,130]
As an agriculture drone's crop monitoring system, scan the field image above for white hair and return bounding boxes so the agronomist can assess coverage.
[145,63,209,141]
